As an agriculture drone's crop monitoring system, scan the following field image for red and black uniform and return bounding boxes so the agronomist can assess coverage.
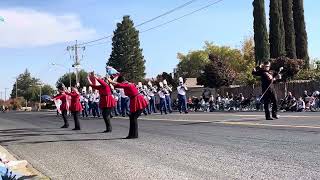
[114,82,148,138]
[53,92,69,128]
[90,78,116,132]
[66,91,82,130]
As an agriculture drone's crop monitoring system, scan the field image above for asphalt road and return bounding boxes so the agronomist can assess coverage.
[0,111,319,180]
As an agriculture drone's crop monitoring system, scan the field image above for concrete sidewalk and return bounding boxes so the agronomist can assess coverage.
[0,145,49,180]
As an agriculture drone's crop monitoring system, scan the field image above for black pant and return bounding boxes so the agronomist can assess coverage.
[128,110,142,138]
[263,91,278,119]
[102,108,112,131]
[62,110,69,126]
[72,111,81,129]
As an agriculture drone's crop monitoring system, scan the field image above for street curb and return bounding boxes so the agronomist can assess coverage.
[0,145,50,180]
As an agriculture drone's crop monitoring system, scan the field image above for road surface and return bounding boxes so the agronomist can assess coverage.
[0,111,319,180]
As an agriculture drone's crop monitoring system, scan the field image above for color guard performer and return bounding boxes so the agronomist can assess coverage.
[88,72,116,133]
[65,87,82,130]
[52,84,69,128]
[108,75,148,139]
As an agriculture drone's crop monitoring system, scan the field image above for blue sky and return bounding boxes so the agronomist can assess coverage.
[0,0,318,99]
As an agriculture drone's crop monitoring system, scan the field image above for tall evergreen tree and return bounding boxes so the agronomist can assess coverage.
[293,0,309,68]
[252,0,270,65]
[107,15,146,82]
[282,0,297,59]
[11,69,40,101]
[269,0,286,58]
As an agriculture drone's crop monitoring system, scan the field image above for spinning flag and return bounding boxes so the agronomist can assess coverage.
[106,66,120,78]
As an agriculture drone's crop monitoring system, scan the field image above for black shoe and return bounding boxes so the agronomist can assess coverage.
[103,130,112,133]
[125,136,138,139]
[272,115,279,119]
[122,115,126,117]
[266,117,274,120]
[72,128,81,130]
[61,125,69,128]
[184,111,189,114]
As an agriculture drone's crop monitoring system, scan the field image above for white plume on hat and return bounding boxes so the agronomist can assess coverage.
[143,85,147,90]
[179,77,183,83]
[313,91,320,96]
[88,86,93,92]
[148,81,152,87]
[138,82,143,88]
[163,79,167,85]
[159,82,164,88]
[82,87,87,93]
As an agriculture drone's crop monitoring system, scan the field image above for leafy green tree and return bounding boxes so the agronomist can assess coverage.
[56,70,89,88]
[234,37,257,85]
[156,72,177,88]
[270,56,304,80]
[176,50,209,78]
[107,15,146,82]
[253,0,270,65]
[197,54,237,88]
[42,85,55,96]
[10,69,40,101]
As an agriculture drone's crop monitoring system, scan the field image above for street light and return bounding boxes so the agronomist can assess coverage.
[37,83,43,111]
[50,63,72,88]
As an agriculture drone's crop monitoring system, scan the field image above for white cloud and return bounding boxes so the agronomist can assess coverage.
[0,8,96,48]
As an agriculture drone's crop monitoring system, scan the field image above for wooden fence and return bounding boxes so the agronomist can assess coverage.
[172,80,320,99]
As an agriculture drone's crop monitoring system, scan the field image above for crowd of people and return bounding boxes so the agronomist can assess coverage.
[185,89,320,113]
[69,78,187,119]
[49,63,320,137]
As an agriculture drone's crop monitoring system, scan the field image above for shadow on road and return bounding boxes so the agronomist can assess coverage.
[17,137,127,145]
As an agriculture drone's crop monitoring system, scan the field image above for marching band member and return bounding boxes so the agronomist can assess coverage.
[80,87,89,118]
[163,79,173,113]
[89,72,116,133]
[108,75,148,139]
[87,87,94,116]
[147,81,157,114]
[65,87,82,130]
[158,82,168,115]
[177,77,188,114]
[52,84,69,128]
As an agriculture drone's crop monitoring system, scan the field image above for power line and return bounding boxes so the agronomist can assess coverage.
[141,0,225,33]
[84,0,225,48]
[78,0,198,46]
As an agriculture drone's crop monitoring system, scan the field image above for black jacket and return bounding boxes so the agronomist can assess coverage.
[252,67,279,92]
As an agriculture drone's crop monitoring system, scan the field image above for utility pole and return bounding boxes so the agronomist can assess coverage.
[75,40,79,86]
[39,84,42,111]
[15,78,18,99]
[69,68,72,88]
[67,40,85,88]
